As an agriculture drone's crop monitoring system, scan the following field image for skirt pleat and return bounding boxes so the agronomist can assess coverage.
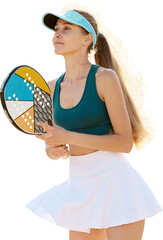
[25,150,162,233]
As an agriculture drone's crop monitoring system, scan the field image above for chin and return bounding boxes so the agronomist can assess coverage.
[54,50,64,55]
[54,48,65,55]
[54,44,82,56]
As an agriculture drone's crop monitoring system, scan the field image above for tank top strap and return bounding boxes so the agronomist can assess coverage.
[91,64,100,74]
[53,72,66,106]
[88,64,100,82]
[86,64,100,92]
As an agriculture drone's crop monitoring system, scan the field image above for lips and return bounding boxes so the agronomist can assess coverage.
[54,42,64,45]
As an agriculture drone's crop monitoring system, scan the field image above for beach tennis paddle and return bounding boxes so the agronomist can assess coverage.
[0,65,53,135]
[0,65,70,159]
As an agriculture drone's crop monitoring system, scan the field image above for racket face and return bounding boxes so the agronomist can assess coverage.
[0,65,53,134]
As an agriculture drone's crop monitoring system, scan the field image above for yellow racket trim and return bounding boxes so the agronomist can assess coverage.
[15,67,51,95]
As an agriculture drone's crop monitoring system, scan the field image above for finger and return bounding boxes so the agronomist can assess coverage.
[58,146,68,151]
[36,122,48,129]
[36,122,52,132]
[46,144,68,152]
[51,148,69,157]
[46,143,65,149]
[35,132,53,140]
[35,134,46,140]
[48,144,65,147]
[47,143,63,148]
[35,134,43,139]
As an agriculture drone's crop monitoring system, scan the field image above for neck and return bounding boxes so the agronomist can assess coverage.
[63,54,92,84]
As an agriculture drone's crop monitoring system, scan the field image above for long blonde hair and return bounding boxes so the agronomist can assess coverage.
[62,7,155,149]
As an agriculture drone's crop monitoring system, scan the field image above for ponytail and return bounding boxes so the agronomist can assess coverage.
[72,9,154,149]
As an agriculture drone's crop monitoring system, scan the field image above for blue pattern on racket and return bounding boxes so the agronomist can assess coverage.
[0,65,53,134]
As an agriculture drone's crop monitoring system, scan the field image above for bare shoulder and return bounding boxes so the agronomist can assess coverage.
[96,66,118,82]
[47,78,59,96]
[95,66,120,100]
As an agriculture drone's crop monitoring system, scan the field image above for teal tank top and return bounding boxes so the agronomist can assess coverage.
[53,64,113,135]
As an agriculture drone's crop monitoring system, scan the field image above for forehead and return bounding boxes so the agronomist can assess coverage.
[55,18,75,26]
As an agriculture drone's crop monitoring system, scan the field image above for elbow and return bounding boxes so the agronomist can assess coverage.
[124,139,133,153]
[122,135,133,153]
[124,145,133,153]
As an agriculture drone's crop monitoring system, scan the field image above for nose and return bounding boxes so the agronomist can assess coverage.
[52,31,60,41]
[53,31,62,40]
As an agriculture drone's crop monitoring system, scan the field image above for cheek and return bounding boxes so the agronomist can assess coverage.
[66,35,83,49]
[52,33,84,54]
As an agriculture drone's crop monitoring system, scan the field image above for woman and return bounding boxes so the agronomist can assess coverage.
[26,9,162,240]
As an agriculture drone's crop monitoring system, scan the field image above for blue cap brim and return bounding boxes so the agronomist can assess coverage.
[42,12,80,31]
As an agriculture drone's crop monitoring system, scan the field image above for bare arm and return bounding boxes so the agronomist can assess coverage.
[45,79,70,159]
[66,69,133,153]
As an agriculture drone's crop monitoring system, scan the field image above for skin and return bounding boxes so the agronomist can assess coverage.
[69,219,145,240]
[36,18,133,156]
[36,18,145,239]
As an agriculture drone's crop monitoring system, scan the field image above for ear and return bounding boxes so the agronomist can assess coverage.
[83,33,93,47]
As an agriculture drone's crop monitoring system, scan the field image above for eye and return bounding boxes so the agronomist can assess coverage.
[54,26,70,31]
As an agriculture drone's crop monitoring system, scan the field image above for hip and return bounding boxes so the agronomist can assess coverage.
[69,150,129,180]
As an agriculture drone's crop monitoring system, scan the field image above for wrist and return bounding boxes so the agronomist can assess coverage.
[66,130,80,146]
[66,130,73,144]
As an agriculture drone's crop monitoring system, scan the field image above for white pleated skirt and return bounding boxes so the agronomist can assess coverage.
[25,150,162,233]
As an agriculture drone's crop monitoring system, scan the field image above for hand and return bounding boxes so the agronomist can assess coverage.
[45,143,71,160]
[35,122,69,146]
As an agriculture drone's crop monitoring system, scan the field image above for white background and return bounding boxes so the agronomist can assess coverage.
[0,0,163,239]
